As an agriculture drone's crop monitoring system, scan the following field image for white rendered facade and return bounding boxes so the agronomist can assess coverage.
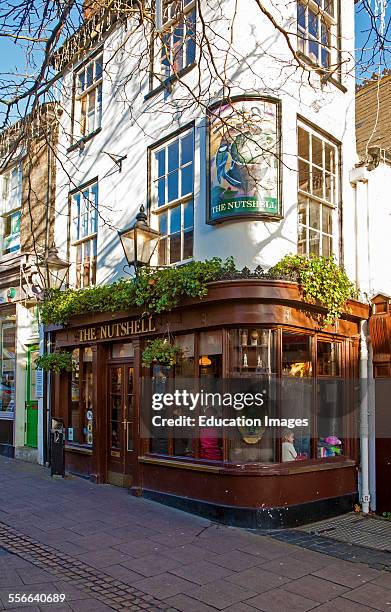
[54,0,358,285]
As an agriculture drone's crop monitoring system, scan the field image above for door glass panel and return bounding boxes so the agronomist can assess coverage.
[110,368,122,451]
[127,367,133,451]
[29,350,39,401]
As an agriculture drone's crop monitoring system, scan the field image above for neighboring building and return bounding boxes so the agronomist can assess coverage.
[355,74,391,515]
[0,104,59,460]
[48,0,369,527]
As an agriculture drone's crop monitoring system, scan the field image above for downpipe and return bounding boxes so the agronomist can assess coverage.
[360,320,370,514]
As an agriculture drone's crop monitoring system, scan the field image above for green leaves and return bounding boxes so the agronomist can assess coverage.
[40,258,236,325]
[270,255,358,326]
[35,351,76,373]
[40,255,356,329]
[142,339,182,367]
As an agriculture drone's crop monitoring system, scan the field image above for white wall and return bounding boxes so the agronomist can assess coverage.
[54,0,357,283]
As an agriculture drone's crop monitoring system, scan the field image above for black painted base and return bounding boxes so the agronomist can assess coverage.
[141,489,358,529]
[0,444,15,458]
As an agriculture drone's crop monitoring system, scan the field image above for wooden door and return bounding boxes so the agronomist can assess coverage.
[107,363,134,486]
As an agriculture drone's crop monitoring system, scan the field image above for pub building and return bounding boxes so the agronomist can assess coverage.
[50,278,368,529]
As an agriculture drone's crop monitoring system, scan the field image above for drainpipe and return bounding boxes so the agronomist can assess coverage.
[360,321,371,514]
[350,165,371,514]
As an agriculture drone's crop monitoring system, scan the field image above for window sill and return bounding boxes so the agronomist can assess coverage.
[145,63,197,101]
[67,127,102,153]
[65,443,93,455]
[296,51,347,93]
[140,454,356,475]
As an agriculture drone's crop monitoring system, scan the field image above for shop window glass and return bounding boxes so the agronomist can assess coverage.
[282,332,312,377]
[111,342,134,359]
[0,323,16,415]
[317,379,344,458]
[228,329,277,464]
[68,347,94,446]
[317,340,341,376]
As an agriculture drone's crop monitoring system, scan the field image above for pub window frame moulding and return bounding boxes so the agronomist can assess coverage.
[149,125,195,265]
[297,120,339,258]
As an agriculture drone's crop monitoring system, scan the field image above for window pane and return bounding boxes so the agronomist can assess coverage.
[322,233,332,257]
[312,166,323,198]
[298,225,307,255]
[87,63,94,87]
[309,230,320,256]
[158,237,167,265]
[78,70,85,93]
[298,196,307,225]
[168,170,179,201]
[183,229,193,259]
[95,57,103,80]
[183,200,194,229]
[181,132,193,165]
[181,164,193,196]
[309,201,320,230]
[325,143,335,173]
[170,205,181,234]
[322,205,332,235]
[317,341,340,376]
[308,9,318,38]
[297,2,306,29]
[157,178,166,206]
[312,136,323,168]
[168,141,179,172]
[169,233,181,263]
[185,8,196,65]
[156,149,166,177]
[299,159,310,192]
[298,127,309,160]
[282,333,311,377]
[158,211,168,236]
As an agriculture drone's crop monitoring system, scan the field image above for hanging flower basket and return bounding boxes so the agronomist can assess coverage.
[35,351,76,373]
[142,338,182,367]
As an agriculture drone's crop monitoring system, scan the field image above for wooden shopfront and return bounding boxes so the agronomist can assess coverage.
[51,279,368,528]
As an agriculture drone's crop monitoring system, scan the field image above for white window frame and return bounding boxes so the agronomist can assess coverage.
[71,182,98,288]
[297,0,338,71]
[1,163,22,256]
[153,0,196,88]
[151,127,194,265]
[73,54,103,140]
[297,121,339,258]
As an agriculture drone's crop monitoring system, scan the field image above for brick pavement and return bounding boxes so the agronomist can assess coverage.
[0,456,391,611]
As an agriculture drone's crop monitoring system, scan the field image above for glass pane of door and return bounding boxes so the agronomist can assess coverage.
[126,367,133,451]
[110,368,122,452]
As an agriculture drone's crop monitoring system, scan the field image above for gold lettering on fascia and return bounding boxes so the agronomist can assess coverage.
[78,316,155,343]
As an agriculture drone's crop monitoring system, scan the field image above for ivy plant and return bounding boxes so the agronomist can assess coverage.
[40,257,236,325]
[35,351,76,373]
[270,254,358,326]
[142,339,182,367]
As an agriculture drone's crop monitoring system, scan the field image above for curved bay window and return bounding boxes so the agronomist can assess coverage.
[146,327,350,466]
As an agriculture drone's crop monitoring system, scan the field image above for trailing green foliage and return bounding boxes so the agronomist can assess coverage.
[40,257,236,325]
[142,338,182,367]
[35,352,76,373]
[270,254,358,325]
[40,254,356,328]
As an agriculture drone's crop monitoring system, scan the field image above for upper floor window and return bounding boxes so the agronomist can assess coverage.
[297,123,338,258]
[1,163,22,255]
[297,0,337,70]
[151,128,194,265]
[153,0,196,88]
[71,181,98,288]
[74,55,103,140]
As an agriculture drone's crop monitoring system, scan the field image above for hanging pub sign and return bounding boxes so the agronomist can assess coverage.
[207,97,282,224]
